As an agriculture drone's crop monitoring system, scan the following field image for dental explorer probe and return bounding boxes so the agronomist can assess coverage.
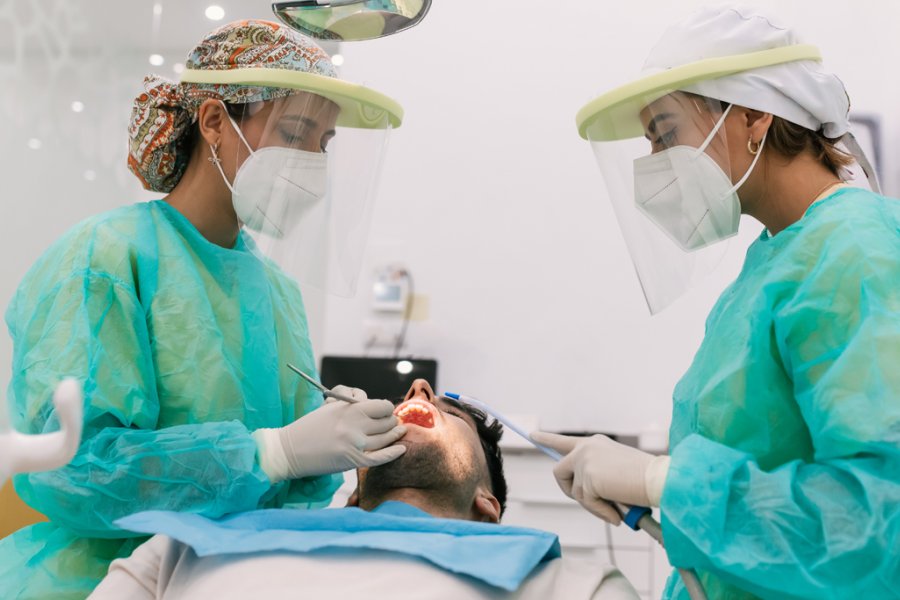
[287,363,361,403]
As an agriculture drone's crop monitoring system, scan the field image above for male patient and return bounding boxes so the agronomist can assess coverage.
[89,380,637,599]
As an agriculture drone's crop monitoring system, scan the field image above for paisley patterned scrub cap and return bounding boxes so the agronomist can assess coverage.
[129,20,338,193]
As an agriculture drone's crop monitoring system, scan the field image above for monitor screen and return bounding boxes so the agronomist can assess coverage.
[319,356,438,401]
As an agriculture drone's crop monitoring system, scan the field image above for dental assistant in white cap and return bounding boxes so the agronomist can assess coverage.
[533,4,900,599]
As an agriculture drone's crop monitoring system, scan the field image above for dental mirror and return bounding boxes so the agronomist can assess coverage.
[272,0,432,41]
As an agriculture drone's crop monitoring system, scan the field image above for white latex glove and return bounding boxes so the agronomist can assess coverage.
[253,385,407,483]
[530,432,671,525]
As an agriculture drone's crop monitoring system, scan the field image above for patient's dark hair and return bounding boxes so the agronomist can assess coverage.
[444,397,508,518]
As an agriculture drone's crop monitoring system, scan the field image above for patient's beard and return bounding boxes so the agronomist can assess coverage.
[358,440,480,517]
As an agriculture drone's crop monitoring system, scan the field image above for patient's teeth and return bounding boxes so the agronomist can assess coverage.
[393,399,435,428]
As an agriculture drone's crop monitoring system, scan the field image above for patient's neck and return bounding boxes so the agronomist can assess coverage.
[360,488,470,520]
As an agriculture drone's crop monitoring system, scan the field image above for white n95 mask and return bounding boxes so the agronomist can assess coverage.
[212,111,328,239]
[633,104,765,251]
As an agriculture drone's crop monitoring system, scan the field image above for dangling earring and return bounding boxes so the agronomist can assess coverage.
[747,137,760,155]
[208,142,222,166]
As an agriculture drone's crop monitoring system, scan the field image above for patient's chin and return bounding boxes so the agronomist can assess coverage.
[366,442,446,490]
[361,441,475,503]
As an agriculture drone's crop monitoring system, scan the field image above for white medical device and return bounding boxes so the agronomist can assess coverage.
[0,379,83,489]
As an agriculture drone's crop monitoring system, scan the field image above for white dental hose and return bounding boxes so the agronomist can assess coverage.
[0,379,83,487]
[443,392,707,600]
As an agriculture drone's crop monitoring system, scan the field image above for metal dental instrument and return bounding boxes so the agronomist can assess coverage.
[442,390,708,600]
[287,363,361,403]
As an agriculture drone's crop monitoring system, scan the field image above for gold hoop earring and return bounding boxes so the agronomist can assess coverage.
[747,138,760,156]
[208,142,222,166]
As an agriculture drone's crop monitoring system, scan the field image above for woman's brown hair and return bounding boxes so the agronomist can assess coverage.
[766,116,854,176]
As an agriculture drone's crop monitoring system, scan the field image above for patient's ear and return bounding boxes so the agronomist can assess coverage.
[472,489,501,523]
[348,468,368,507]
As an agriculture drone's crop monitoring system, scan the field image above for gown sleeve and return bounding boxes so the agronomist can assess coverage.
[660,221,900,598]
[8,268,274,538]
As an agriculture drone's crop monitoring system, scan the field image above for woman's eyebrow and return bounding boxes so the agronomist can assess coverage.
[280,115,336,136]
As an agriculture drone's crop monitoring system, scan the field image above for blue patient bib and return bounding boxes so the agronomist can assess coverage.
[117,502,560,591]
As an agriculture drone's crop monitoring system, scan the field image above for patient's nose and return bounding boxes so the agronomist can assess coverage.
[405,379,435,403]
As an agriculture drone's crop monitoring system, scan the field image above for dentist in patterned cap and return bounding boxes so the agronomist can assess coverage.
[0,19,405,599]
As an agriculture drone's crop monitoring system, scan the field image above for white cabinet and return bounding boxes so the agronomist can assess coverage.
[500,449,673,599]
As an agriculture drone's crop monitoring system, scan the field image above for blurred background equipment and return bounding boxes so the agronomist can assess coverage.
[319,355,437,399]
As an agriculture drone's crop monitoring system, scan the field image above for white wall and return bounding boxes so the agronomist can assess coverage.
[0,0,325,408]
[2,0,898,438]
[0,47,152,410]
[321,0,900,436]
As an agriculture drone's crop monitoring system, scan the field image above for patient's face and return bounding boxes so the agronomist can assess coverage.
[357,379,490,512]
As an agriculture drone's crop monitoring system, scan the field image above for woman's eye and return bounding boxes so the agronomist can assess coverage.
[655,129,677,146]
[280,128,305,144]
[441,407,464,419]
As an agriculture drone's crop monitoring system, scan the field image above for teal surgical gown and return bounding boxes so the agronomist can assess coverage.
[661,187,900,599]
[0,200,342,599]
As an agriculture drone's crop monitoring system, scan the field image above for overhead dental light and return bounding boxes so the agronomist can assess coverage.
[272,0,431,41]
[205,5,226,21]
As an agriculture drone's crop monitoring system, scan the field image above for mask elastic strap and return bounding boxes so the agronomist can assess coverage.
[225,108,255,156]
[209,101,256,194]
[695,103,733,155]
[209,144,235,194]
[726,131,767,195]
[692,102,766,195]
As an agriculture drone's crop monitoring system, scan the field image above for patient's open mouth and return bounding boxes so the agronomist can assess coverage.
[394,399,435,429]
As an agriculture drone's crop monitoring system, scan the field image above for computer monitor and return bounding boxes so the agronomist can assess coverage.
[319,356,438,401]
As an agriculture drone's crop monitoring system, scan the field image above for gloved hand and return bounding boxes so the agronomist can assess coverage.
[530,432,671,525]
[253,385,407,483]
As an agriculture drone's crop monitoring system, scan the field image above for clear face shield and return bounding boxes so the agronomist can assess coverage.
[585,91,753,314]
[215,91,393,296]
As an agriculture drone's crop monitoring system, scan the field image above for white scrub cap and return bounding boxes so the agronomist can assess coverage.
[644,3,851,138]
